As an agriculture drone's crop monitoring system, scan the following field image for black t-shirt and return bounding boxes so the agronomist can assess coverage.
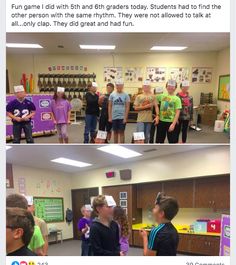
[148,222,179,256]
[85,92,99,116]
[7,246,37,256]
[90,219,120,256]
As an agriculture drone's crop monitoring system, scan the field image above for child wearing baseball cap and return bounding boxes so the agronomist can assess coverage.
[51,87,72,143]
[6,85,36,143]
[108,79,130,143]
[84,82,100,143]
[155,80,182,143]
[176,80,193,143]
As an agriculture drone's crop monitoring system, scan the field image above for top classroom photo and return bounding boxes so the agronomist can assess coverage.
[6,32,230,144]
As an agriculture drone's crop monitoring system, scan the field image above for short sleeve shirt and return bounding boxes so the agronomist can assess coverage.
[148,223,179,256]
[28,225,45,252]
[78,217,92,241]
[51,99,72,124]
[109,92,130,120]
[156,94,182,122]
[134,94,155,122]
[34,216,49,237]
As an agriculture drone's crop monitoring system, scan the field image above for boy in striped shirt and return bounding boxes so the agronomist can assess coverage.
[140,192,179,256]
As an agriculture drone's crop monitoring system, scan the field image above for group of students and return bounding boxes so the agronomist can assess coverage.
[78,193,179,256]
[6,78,193,144]
[6,194,49,256]
[6,192,179,256]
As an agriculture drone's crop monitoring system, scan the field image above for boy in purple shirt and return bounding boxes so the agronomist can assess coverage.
[6,85,36,144]
[78,205,93,256]
[51,87,72,143]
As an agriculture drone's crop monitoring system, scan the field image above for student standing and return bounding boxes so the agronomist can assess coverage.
[84,82,100,143]
[51,87,72,144]
[139,192,179,256]
[98,83,114,143]
[134,80,159,143]
[90,195,123,256]
[78,205,93,256]
[155,80,182,144]
[176,80,193,143]
[113,206,130,255]
[6,207,37,256]
[6,85,36,144]
[6,194,45,256]
[26,196,49,256]
[108,79,130,143]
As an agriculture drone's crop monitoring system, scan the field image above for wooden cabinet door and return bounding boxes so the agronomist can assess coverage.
[132,230,143,247]
[195,175,230,209]
[137,182,162,209]
[163,179,194,208]
[189,235,220,255]
[177,234,190,253]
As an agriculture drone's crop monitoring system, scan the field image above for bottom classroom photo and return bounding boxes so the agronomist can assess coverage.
[6,144,230,256]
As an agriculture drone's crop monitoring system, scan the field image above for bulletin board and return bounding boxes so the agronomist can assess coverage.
[33,197,64,223]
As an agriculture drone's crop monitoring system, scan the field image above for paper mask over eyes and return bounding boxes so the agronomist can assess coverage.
[167,80,176,87]
[116,79,124,85]
[105,195,117,207]
[182,80,190,87]
[14,85,25,93]
[25,195,34,206]
[143,80,151,86]
[57,86,65,92]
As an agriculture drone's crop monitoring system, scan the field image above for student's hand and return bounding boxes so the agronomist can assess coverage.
[108,118,112,123]
[168,123,175,132]
[123,119,127,124]
[120,251,125,256]
[154,116,159,125]
[14,117,22,122]
[139,229,148,238]
[53,120,57,125]
[67,120,71,125]
[22,116,30,121]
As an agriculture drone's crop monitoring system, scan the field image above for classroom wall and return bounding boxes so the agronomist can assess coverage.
[7,50,223,105]
[70,145,229,190]
[7,165,73,240]
[216,47,230,113]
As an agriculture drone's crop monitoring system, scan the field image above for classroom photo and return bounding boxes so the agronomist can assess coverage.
[6,144,230,256]
[6,32,230,144]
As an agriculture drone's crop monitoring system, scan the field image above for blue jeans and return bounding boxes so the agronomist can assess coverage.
[81,240,92,256]
[13,121,34,144]
[136,122,152,143]
[84,114,97,143]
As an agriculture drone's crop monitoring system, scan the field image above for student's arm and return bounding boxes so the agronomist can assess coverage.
[169,98,182,132]
[139,229,156,256]
[90,225,120,256]
[42,235,48,256]
[23,111,36,121]
[190,97,194,121]
[6,112,22,122]
[108,100,113,123]
[123,95,130,124]
[67,110,71,124]
[29,226,45,256]
[154,99,160,125]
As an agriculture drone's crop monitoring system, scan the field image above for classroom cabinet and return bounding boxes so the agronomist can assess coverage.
[132,230,143,247]
[137,182,162,209]
[163,179,194,208]
[194,175,230,209]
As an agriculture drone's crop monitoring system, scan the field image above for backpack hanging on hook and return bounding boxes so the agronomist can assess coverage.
[65,208,73,225]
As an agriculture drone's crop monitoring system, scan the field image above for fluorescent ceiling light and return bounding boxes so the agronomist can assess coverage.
[97,145,142,158]
[6,43,43,48]
[51,157,92,168]
[80,45,115,50]
[150,46,187,51]
[6,146,12,150]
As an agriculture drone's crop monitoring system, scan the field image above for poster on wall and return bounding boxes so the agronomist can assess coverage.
[220,215,230,256]
[146,67,166,83]
[168,67,189,82]
[104,67,123,83]
[218,75,230,101]
[124,67,143,82]
[192,67,213,83]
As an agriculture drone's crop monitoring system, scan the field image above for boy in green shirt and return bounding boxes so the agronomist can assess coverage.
[155,80,182,143]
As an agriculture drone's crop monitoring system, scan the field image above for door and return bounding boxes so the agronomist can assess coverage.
[163,179,194,208]
[71,187,99,240]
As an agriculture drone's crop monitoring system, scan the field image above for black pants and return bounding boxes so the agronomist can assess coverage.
[156,121,179,144]
[177,120,190,143]
[81,240,93,256]
[13,121,34,144]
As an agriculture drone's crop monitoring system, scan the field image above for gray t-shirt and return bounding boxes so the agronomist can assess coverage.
[109,92,130,120]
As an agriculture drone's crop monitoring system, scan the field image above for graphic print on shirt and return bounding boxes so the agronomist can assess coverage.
[13,109,29,117]
[161,96,175,120]
[113,97,125,106]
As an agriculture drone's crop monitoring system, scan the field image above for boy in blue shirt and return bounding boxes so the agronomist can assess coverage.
[6,85,36,143]
[140,192,179,256]
[108,79,130,143]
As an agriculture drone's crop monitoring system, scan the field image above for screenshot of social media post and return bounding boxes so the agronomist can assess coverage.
[3,0,232,265]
